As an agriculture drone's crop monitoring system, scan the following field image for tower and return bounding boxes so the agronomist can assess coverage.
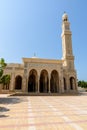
[61,13,78,91]
[61,13,74,70]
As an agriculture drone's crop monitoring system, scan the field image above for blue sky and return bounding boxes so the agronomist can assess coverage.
[0,0,87,81]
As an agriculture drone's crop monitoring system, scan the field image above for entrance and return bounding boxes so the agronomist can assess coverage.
[28,69,37,92]
[15,75,22,90]
[39,70,49,93]
[50,70,59,93]
[70,77,76,90]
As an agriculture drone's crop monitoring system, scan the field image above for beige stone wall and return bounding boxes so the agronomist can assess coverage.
[2,57,78,93]
[3,63,24,91]
[22,58,64,93]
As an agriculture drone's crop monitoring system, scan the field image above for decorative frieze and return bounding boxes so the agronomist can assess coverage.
[28,63,61,70]
[15,67,24,70]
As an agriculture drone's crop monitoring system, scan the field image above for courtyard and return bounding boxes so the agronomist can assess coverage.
[0,93,87,130]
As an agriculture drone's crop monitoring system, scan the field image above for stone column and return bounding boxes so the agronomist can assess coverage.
[48,73,51,93]
[10,73,15,91]
[58,79,61,93]
[66,76,70,92]
[72,78,76,90]
[22,76,27,92]
[22,68,28,92]
[59,69,64,93]
[75,77,78,91]
[37,75,40,93]
[61,78,64,93]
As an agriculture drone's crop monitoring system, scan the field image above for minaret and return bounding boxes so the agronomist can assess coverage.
[61,13,75,70]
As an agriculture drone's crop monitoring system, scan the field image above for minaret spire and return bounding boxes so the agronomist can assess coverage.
[61,13,74,70]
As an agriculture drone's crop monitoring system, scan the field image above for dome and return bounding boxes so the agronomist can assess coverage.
[31,56,38,59]
[62,12,68,21]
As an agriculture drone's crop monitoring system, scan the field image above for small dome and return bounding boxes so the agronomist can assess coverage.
[62,12,68,21]
[31,56,38,59]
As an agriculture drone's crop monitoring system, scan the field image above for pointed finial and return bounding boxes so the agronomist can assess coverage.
[62,12,68,21]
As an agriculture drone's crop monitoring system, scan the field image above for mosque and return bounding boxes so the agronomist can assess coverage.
[2,13,78,94]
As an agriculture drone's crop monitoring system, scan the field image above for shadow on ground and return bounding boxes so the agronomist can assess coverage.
[0,97,22,104]
[0,106,9,112]
[0,106,9,118]
[0,97,24,118]
[0,114,9,118]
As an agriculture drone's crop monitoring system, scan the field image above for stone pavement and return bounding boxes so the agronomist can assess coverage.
[0,94,87,130]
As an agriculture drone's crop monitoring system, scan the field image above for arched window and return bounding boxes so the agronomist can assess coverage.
[70,77,76,90]
[28,69,37,92]
[15,75,22,89]
[50,70,59,93]
[39,70,49,93]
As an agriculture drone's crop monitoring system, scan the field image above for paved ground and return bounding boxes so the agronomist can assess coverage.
[0,93,87,130]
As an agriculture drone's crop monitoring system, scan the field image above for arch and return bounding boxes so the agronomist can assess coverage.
[15,75,22,90]
[50,70,59,93]
[70,77,76,90]
[28,69,37,92]
[39,69,49,93]
[63,77,67,90]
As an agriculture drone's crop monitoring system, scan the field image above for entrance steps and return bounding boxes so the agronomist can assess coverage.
[10,91,79,96]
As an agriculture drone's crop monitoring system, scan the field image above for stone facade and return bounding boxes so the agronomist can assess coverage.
[2,13,78,94]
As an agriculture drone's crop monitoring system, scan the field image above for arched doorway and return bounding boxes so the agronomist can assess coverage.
[70,77,76,90]
[15,75,22,89]
[64,77,67,90]
[28,69,37,92]
[50,70,59,93]
[39,70,49,93]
